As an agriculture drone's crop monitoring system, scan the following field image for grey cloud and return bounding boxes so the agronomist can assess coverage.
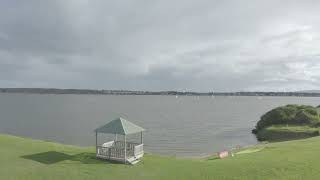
[0,0,320,91]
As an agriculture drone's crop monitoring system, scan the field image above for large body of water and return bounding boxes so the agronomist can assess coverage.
[0,93,319,157]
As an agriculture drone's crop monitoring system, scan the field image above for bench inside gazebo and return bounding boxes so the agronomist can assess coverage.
[95,117,145,165]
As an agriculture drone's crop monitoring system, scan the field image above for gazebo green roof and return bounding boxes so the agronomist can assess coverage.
[95,117,145,135]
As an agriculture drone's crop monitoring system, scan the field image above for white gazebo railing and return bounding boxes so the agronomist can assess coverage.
[96,141,143,161]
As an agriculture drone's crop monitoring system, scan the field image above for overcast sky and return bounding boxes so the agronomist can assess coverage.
[0,0,320,91]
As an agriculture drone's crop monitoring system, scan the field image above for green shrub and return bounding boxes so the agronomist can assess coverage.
[256,105,320,130]
[256,125,320,142]
[294,110,313,124]
[304,108,318,116]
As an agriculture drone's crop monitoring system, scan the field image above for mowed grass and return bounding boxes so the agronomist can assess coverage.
[2,134,320,180]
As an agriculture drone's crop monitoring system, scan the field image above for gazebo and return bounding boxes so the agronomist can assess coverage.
[94,117,145,165]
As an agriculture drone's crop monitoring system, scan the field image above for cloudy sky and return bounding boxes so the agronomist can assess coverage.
[0,0,320,91]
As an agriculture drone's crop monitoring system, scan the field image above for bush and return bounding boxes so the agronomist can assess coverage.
[255,105,320,130]
[253,105,320,142]
[256,125,320,142]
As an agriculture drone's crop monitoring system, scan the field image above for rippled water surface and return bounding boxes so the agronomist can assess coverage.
[0,93,319,156]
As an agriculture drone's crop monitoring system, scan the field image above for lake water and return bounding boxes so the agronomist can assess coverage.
[0,93,319,157]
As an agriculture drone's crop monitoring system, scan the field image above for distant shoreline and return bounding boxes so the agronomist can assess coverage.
[1,88,320,97]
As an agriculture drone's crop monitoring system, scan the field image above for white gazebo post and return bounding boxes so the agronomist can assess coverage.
[95,131,98,155]
[140,131,143,144]
[124,135,127,164]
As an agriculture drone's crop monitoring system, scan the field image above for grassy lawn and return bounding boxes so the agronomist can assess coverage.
[2,134,320,179]
[256,125,320,142]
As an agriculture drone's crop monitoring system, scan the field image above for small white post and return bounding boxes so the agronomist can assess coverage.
[95,132,98,156]
[124,135,127,164]
[141,132,143,144]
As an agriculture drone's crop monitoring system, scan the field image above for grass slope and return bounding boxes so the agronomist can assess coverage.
[1,134,320,180]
